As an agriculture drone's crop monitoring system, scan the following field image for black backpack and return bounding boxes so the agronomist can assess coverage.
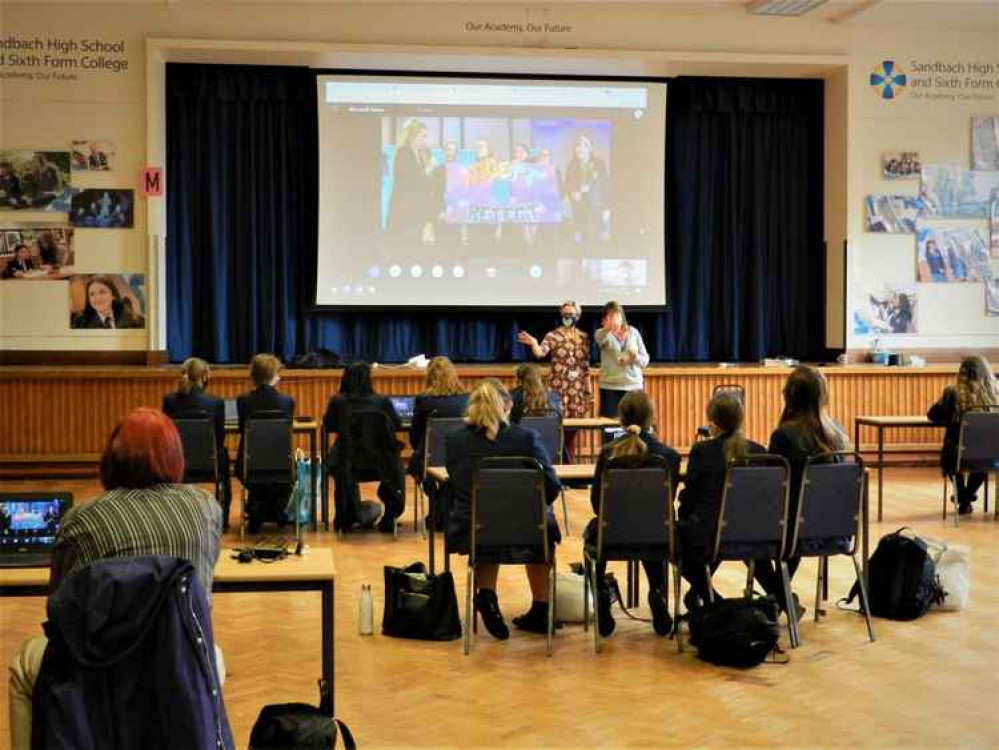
[688,596,781,668]
[249,704,355,749]
[844,528,944,621]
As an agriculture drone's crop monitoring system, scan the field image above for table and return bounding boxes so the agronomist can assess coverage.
[0,546,338,716]
[854,416,943,521]
[425,464,596,484]
[562,417,620,429]
[225,420,321,530]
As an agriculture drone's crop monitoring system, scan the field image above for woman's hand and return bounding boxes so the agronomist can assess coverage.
[517,331,537,347]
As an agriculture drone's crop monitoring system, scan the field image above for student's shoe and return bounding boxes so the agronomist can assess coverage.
[783,592,806,621]
[473,590,509,640]
[958,501,974,515]
[683,589,704,614]
[596,587,616,637]
[376,516,396,534]
[648,589,673,636]
[512,602,555,634]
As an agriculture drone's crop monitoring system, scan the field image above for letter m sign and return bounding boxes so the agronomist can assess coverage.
[142,167,163,197]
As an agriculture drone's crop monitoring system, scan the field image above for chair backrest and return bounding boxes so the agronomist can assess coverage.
[424,416,466,472]
[344,407,396,469]
[243,411,293,485]
[519,414,562,463]
[471,457,548,562]
[790,451,863,557]
[959,406,999,472]
[172,412,218,484]
[596,453,673,557]
[713,454,790,562]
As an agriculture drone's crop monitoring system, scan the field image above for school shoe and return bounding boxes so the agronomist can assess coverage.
[473,589,509,640]
[596,587,616,637]
[512,602,558,634]
[648,589,673,636]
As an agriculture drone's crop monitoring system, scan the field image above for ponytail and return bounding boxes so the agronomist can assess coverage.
[707,391,749,465]
[179,357,210,395]
[516,363,548,415]
[610,422,647,459]
[467,381,509,441]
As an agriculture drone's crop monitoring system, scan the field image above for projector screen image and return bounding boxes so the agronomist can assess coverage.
[316,74,668,308]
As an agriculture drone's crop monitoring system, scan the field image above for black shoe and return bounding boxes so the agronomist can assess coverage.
[648,589,673,636]
[684,589,704,614]
[473,590,509,640]
[377,516,396,534]
[513,602,554,634]
[596,587,616,637]
[783,592,806,620]
[958,499,974,515]
[246,516,263,534]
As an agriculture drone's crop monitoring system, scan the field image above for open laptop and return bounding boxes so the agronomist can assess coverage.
[600,426,628,445]
[0,492,73,568]
[388,395,416,428]
[224,398,238,427]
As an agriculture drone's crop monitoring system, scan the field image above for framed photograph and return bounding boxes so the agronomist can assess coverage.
[990,198,999,259]
[70,189,134,228]
[68,274,146,329]
[0,226,75,280]
[972,117,999,171]
[70,140,116,172]
[864,194,922,233]
[920,164,999,219]
[853,284,918,335]
[882,151,921,180]
[987,278,999,317]
[0,151,73,212]
[916,221,992,283]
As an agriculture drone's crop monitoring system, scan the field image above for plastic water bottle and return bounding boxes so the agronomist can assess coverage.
[358,584,374,636]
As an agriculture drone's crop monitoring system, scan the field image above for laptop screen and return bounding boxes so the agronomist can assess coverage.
[389,396,416,421]
[0,494,72,551]
[601,426,627,445]
[224,398,238,424]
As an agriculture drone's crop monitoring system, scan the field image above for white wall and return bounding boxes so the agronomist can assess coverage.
[0,1,995,354]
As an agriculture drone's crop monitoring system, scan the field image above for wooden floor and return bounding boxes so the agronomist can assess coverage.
[1,468,996,748]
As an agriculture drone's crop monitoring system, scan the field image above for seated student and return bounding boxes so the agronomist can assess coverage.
[2,244,35,279]
[585,390,680,637]
[408,356,469,475]
[445,380,562,638]
[752,365,848,616]
[236,353,295,533]
[928,355,999,514]
[162,357,232,528]
[324,361,404,532]
[678,391,764,610]
[509,363,562,424]
[8,408,223,750]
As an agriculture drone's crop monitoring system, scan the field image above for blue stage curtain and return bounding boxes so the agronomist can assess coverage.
[167,66,825,364]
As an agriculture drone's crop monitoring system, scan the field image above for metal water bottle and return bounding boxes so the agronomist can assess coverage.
[358,584,374,635]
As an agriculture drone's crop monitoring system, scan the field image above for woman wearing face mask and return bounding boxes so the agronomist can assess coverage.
[595,301,649,418]
[517,301,592,459]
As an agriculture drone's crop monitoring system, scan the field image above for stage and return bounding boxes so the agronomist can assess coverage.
[0,363,953,465]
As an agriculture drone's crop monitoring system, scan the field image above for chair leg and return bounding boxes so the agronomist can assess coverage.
[560,488,571,535]
[942,474,948,521]
[547,561,555,657]
[780,561,799,649]
[591,557,603,654]
[745,559,755,599]
[704,564,715,604]
[951,474,960,528]
[814,557,823,623]
[239,486,247,541]
[984,473,989,514]
[463,564,474,656]
[583,555,590,633]
[851,554,876,643]
[671,561,682,653]
[428,517,436,575]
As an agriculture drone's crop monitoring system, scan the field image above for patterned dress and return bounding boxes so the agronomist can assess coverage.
[537,327,592,418]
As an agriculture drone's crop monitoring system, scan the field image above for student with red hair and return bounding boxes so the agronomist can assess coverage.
[8,408,223,749]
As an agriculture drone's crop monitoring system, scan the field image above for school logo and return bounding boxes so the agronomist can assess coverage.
[870,60,907,100]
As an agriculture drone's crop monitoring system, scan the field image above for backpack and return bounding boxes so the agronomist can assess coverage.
[688,596,781,668]
[843,527,944,621]
[249,703,355,750]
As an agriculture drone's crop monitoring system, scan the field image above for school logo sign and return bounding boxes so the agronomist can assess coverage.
[870,60,907,100]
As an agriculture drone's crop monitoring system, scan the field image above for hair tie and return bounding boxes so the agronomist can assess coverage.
[626,424,642,435]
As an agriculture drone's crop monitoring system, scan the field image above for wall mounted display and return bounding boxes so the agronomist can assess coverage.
[70,140,116,172]
[990,198,999,258]
[0,226,75,279]
[70,189,134,228]
[920,164,999,218]
[882,151,921,180]
[864,194,922,233]
[853,284,918,335]
[0,151,73,211]
[69,273,146,329]
[987,278,999,317]
[972,117,999,171]
[916,222,992,283]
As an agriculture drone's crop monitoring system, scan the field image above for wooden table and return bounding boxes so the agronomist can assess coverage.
[562,417,620,429]
[425,464,596,484]
[854,416,943,521]
[225,420,321,530]
[0,546,338,716]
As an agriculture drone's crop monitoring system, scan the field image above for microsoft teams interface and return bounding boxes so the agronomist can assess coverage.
[316,74,668,307]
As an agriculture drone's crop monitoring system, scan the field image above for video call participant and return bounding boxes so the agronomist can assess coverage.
[594,301,649,418]
[518,301,592,458]
[385,119,439,247]
[563,132,610,246]
[236,354,295,533]
[71,276,145,329]
[2,244,35,279]
[162,357,232,528]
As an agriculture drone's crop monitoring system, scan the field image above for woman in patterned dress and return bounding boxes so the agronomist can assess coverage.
[517,300,592,459]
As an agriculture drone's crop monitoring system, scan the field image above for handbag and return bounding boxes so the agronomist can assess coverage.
[921,536,971,611]
[382,562,462,641]
[249,703,355,750]
[554,570,593,624]
[285,449,316,526]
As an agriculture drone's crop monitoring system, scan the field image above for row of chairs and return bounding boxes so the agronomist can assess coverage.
[463,451,876,656]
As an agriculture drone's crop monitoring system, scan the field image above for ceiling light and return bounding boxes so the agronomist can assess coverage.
[747,0,829,16]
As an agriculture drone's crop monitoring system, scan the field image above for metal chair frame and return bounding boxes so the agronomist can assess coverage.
[240,411,298,543]
[581,454,679,654]
[942,405,999,526]
[172,411,222,506]
[423,416,467,573]
[520,412,571,534]
[788,451,876,646]
[463,457,556,656]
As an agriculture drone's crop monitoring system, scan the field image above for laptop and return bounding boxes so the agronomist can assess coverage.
[600,426,628,445]
[0,492,73,568]
[224,398,238,427]
[388,395,416,427]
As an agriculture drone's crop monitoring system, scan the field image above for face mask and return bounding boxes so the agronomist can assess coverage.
[561,315,577,327]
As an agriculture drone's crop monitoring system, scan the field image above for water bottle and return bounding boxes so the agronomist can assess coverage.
[358,584,374,636]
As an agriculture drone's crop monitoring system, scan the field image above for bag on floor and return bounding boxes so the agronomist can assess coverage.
[688,596,781,668]
[921,536,971,611]
[554,569,593,624]
[382,562,462,641]
[249,703,355,749]
[842,527,944,620]
[285,450,316,526]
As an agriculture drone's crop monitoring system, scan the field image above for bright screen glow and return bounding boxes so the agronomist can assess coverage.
[316,74,668,308]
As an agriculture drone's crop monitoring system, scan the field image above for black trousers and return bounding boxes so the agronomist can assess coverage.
[246,484,292,528]
[599,388,628,418]
[953,472,987,503]
[593,559,666,600]
[750,556,800,610]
